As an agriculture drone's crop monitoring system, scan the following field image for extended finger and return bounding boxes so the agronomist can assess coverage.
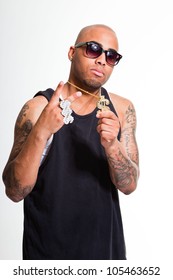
[49,81,64,105]
[51,82,82,107]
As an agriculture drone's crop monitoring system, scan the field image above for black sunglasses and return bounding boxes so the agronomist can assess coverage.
[75,41,122,66]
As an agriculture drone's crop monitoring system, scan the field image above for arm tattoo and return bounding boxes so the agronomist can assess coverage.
[17,104,29,125]
[4,163,32,201]
[125,104,136,126]
[9,104,32,161]
[3,104,34,200]
[122,126,139,164]
[106,104,139,190]
[121,104,139,165]
[12,120,33,159]
[107,149,137,189]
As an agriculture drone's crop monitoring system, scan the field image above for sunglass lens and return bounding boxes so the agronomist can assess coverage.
[107,51,120,66]
[86,43,102,58]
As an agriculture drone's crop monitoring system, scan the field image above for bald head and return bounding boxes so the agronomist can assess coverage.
[74,24,119,50]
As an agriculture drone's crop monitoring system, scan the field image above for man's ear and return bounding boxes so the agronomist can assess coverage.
[68,46,75,61]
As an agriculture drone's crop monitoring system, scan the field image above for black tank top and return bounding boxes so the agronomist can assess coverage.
[23,87,126,260]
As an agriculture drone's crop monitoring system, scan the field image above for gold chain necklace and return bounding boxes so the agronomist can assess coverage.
[67,81,100,99]
[67,81,110,111]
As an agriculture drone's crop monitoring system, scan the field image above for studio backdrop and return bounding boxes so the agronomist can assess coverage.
[0,0,172,260]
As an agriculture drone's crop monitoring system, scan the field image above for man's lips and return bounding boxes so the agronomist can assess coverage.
[91,68,104,77]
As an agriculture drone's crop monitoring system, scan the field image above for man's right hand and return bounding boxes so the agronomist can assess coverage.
[35,81,82,140]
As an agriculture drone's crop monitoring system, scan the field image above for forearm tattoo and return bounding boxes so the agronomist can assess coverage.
[107,150,137,189]
[107,104,138,190]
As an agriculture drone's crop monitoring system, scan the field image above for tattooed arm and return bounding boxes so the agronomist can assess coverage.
[2,97,49,202]
[97,95,139,195]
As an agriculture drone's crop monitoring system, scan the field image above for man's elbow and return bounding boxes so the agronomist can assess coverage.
[5,187,24,203]
[3,170,35,202]
[120,183,137,195]
[117,173,139,195]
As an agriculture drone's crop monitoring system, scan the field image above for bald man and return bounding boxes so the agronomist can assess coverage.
[3,24,139,260]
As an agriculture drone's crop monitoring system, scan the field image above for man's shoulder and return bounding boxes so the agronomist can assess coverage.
[109,92,134,110]
[109,92,135,124]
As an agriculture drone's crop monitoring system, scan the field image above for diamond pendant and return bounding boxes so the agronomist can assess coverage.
[60,100,74,124]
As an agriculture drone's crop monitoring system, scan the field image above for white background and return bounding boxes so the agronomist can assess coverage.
[0,0,173,263]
